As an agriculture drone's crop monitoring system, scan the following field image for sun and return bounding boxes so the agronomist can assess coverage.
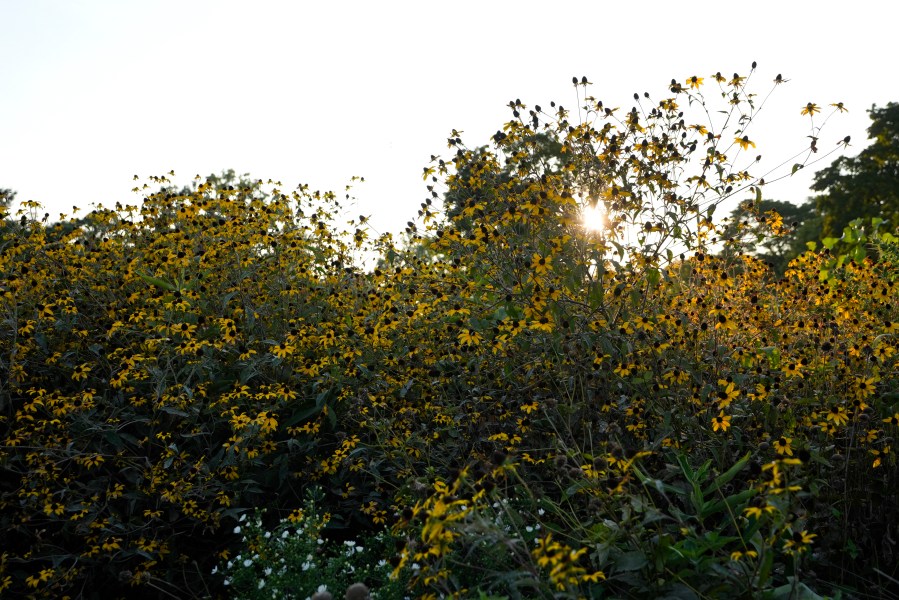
[581,201,607,232]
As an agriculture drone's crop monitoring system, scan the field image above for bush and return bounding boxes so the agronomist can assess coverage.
[2,68,897,598]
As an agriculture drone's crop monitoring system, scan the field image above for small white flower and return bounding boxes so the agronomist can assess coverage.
[264,567,272,576]
[264,531,271,539]
[233,526,242,534]
[317,538,324,545]
[239,514,247,522]
[525,525,534,533]
[355,546,363,553]
[344,540,356,547]
[538,508,545,516]
[317,584,328,593]
[211,566,218,575]
[223,578,231,586]
[282,530,289,539]
[258,579,265,589]
[243,559,252,567]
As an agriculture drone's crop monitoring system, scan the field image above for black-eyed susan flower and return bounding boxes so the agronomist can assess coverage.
[773,436,793,456]
[271,342,293,358]
[735,136,756,150]
[784,530,816,554]
[712,411,731,432]
[800,102,820,116]
[72,363,91,382]
[827,405,849,426]
[530,253,551,275]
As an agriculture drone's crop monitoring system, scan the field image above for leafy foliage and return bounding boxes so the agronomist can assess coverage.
[2,69,898,599]
[813,102,899,237]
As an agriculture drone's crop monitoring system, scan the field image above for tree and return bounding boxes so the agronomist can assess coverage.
[812,102,899,237]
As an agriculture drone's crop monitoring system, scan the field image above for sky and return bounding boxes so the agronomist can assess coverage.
[2,1,896,239]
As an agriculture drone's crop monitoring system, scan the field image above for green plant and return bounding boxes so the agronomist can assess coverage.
[217,488,408,599]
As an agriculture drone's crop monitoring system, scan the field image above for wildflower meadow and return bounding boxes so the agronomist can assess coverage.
[1,67,898,599]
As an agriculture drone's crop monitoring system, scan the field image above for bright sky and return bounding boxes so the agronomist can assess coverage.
[2,1,896,238]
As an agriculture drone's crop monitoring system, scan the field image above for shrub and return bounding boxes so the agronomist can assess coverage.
[1,68,897,598]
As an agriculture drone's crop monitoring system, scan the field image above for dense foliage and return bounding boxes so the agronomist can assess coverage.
[813,103,899,238]
[2,68,898,599]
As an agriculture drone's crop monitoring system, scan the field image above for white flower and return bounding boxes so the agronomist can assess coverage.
[264,567,272,576]
[223,578,231,586]
[264,531,271,539]
[239,513,247,522]
[211,566,218,575]
[282,530,289,539]
[317,584,328,593]
[258,579,265,589]
[525,525,534,533]
[344,540,356,547]
[243,559,252,567]
[538,508,545,516]
[233,526,242,534]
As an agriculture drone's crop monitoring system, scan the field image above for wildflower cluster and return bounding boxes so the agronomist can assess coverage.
[218,489,407,600]
[1,68,897,598]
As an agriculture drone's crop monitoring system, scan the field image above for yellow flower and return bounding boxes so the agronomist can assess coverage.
[72,363,92,382]
[801,102,820,116]
[712,411,731,432]
[716,381,740,408]
[830,102,848,113]
[773,436,793,456]
[530,314,554,332]
[521,401,539,414]
[735,136,756,150]
[256,411,278,434]
[530,253,551,275]
[686,75,703,89]
[271,342,294,358]
[458,328,482,346]
[827,405,849,426]
[784,530,816,554]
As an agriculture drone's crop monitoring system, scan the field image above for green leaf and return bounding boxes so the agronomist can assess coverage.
[702,452,750,497]
[398,379,415,398]
[791,163,803,175]
[758,548,775,587]
[821,237,838,250]
[138,272,176,291]
[805,241,817,251]
[700,488,756,519]
[615,550,648,571]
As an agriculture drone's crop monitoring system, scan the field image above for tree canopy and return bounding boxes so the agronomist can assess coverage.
[812,102,899,237]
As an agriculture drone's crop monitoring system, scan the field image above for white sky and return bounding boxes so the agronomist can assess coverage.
[2,1,896,237]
